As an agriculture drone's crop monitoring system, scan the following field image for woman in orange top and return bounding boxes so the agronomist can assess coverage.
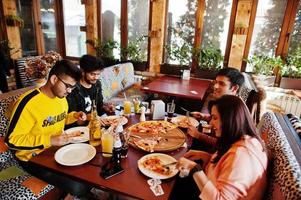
[176,95,268,200]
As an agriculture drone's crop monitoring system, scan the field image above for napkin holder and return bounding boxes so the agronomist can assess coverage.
[182,70,190,80]
[150,100,165,120]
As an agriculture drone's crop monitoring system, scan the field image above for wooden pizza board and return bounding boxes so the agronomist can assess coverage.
[127,121,186,152]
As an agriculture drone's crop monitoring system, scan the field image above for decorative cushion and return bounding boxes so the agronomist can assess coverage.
[239,86,252,103]
[100,63,135,102]
[15,57,41,88]
[0,137,55,199]
[0,174,54,200]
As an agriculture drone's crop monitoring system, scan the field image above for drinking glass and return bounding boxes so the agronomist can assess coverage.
[133,98,140,113]
[102,131,114,157]
[123,100,132,115]
[167,103,176,119]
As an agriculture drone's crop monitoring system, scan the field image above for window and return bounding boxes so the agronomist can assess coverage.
[247,0,287,71]
[288,1,301,53]
[40,0,57,52]
[62,0,86,57]
[101,0,121,59]
[17,0,38,56]
[165,0,197,65]
[201,0,232,55]
[128,0,149,61]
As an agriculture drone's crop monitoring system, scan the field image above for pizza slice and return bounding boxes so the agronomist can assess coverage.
[133,138,158,152]
[141,156,172,176]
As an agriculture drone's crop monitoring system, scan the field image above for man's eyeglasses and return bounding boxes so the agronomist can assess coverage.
[57,76,76,90]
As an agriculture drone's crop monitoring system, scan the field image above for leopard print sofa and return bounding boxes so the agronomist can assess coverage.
[0,88,60,199]
[258,112,301,199]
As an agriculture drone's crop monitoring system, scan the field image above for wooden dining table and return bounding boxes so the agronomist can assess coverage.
[29,114,189,200]
[141,76,212,100]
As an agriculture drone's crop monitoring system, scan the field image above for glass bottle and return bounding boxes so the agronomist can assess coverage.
[112,132,122,164]
[89,100,102,146]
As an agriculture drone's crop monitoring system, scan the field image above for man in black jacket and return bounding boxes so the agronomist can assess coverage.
[67,54,114,128]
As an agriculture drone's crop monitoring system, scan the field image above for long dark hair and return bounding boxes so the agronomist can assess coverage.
[209,95,265,163]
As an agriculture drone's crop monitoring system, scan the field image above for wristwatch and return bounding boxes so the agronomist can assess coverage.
[189,164,203,176]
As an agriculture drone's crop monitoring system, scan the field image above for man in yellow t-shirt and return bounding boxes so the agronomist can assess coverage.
[5,60,90,198]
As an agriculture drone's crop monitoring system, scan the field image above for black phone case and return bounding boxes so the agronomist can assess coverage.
[100,162,124,179]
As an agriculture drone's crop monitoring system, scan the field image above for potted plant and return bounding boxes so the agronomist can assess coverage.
[86,39,119,67]
[161,41,191,76]
[280,45,301,89]
[120,36,148,71]
[5,15,24,27]
[246,55,283,86]
[194,45,223,79]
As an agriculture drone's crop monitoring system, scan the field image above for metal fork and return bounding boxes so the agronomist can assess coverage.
[162,161,178,168]
[186,111,192,126]
[180,107,190,113]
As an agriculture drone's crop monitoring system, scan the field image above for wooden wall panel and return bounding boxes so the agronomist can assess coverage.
[148,0,166,73]
[1,0,22,59]
[85,0,98,55]
[228,0,252,69]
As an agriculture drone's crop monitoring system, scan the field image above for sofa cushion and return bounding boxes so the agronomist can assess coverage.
[100,63,135,102]
[0,95,20,137]
[258,112,301,199]
[0,87,33,137]
[287,114,301,138]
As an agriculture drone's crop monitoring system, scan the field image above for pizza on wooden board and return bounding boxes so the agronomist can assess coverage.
[128,120,177,135]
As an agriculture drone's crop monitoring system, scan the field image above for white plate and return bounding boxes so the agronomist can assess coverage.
[138,153,179,179]
[171,116,199,128]
[65,126,89,143]
[54,143,96,166]
[100,115,128,125]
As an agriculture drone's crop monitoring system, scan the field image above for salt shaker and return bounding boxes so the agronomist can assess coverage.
[140,106,146,122]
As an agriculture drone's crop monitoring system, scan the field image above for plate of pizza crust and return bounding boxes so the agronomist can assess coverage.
[128,121,185,152]
[138,153,179,179]
[100,115,128,126]
[171,116,199,128]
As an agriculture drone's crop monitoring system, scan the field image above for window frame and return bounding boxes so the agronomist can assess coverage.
[244,0,300,71]
[276,0,300,58]
[5,0,300,67]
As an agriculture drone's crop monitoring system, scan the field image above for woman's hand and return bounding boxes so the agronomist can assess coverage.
[190,111,211,121]
[187,126,200,139]
[190,111,203,120]
[177,157,197,170]
[184,150,212,165]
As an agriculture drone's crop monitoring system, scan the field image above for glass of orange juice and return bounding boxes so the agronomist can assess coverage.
[124,100,132,115]
[102,131,114,157]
